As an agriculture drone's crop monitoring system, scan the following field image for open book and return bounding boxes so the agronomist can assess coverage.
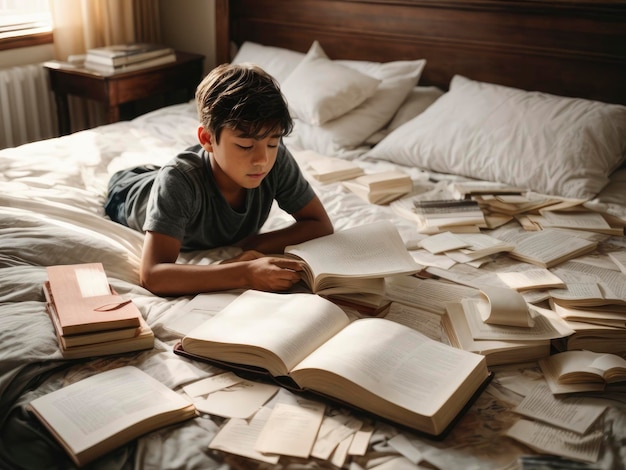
[443,302,551,366]
[176,290,490,437]
[284,221,421,296]
[491,227,598,268]
[27,366,196,467]
[539,350,626,394]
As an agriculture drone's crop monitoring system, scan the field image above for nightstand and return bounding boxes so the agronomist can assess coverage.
[44,51,204,135]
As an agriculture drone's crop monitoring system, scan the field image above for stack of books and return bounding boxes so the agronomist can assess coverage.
[342,170,413,204]
[304,153,365,183]
[84,43,176,75]
[44,263,154,359]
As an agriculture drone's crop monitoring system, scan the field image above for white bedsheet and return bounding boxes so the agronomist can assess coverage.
[1,102,625,470]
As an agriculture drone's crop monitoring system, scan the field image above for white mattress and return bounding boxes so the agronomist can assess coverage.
[1,101,625,470]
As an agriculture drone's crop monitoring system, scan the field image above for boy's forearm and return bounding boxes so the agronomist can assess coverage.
[240,218,333,254]
[140,262,249,296]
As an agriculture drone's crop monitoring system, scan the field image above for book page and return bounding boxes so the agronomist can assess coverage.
[538,211,611,230]
[505,418,603,463]
[477,285,534,327]
[348,426,374,456]
[284,221,420,289]
[291,318,486,419]
[463,299,573,341]
[419,231,470,254]
[384,276,479,315]
[182,372,243,397]
[192,379,279,419]
[383,302,443,341]
[552,260,626,300]
[208,406,280,464]
[28,366,194,459]
[311,414,362,460]
[158,291,240,336]
[255,400,326,458]
[182,290,351,376]
[495,228,597,267]
[513,382,607,434]
[497,269,565,291]
[608,251,626,274]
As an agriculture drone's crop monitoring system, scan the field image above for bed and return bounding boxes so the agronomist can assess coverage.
[2,0,626,468]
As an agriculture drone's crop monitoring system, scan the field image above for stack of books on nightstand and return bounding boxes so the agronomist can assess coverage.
[44,262,154,359]
[84,43,176,74]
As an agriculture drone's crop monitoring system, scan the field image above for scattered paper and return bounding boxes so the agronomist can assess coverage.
[255,400,325,458]
[348,426,374,456]
[506,418,603,463]
[311,414,362,460]
[513,382,607,434]
[182,372,243,397]
[388,433,423,465]
[193,379,278,419]
[208,407,280,464]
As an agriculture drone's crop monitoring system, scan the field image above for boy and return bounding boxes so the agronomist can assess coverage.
[105,63,333,296]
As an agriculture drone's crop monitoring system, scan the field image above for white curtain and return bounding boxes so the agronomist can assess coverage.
[48,0,160,131]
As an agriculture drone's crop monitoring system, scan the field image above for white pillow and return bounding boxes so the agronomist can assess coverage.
[366,85,444,145]
[290,52,426,157]
[231,41,304,84]
[366,75,626,199]
[281,41,381,126]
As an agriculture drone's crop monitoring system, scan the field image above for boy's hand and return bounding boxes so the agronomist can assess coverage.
[245,256,304,292]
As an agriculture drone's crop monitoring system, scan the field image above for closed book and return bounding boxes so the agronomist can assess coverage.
[86,43,174,64]
[84,53,177,75]
[45,263,141,335]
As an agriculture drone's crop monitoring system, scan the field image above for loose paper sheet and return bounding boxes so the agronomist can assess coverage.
[505,418,603,463]
[193,379,278,419]
[208,407,280,464]
[513,382,607,434]
[311,414,362,460]
[182,372,243,398]
[255,400,325,458]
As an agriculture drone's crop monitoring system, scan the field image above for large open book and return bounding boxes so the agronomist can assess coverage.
[27,366,196,467]
[175,290,490,437]
[283,221,421,296]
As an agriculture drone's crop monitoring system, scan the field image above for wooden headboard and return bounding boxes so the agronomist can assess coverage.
[214,0,626,105]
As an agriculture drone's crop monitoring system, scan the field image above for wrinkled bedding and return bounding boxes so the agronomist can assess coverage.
[1,102,626,470]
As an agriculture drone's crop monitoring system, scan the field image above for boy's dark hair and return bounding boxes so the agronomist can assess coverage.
[196,63,293,143]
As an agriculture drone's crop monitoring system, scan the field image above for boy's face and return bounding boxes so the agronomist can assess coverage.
[199,126,280,191]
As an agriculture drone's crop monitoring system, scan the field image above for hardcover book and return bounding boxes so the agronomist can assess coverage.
[175,290,491,438]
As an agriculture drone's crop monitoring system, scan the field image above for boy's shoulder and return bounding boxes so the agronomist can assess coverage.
[165,144,205,170]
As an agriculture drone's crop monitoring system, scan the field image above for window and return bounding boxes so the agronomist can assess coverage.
[0,0,53,50]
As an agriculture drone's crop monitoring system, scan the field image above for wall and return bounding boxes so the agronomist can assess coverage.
[159,0,216,75]
[0,43,54,68]
[0,1,216,73]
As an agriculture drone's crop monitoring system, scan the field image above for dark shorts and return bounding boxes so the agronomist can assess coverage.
[104,165,160,227]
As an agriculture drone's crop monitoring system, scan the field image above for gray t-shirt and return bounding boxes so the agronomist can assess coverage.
[127,143,315,251]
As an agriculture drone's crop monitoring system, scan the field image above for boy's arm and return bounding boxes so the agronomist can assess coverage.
[237,195,334,254]
[139,231,305,296]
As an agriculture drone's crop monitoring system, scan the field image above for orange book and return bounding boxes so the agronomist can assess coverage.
[46,263,141,335]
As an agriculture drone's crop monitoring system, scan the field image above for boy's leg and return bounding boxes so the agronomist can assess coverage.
[104,165,160,226]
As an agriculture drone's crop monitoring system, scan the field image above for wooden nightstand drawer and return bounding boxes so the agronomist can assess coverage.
[45,51,204,135]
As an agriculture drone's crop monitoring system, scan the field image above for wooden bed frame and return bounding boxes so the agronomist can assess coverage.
[214,0,626,105]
